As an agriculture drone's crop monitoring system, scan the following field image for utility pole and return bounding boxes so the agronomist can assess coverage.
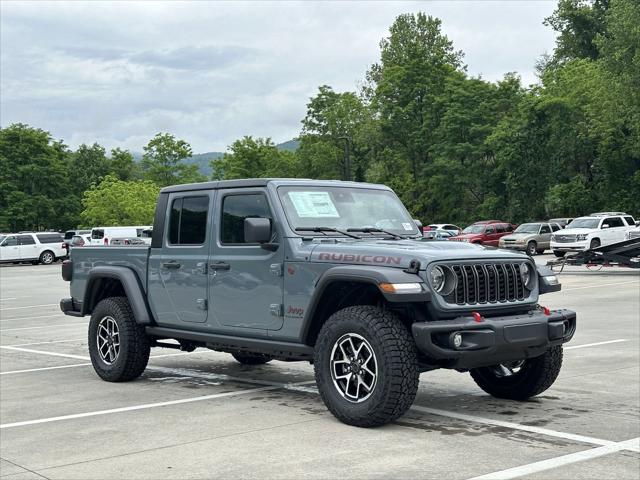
[338,136,351,181]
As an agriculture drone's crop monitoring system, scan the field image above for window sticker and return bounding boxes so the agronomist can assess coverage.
[402,222,413,231]
[288,191,340,218]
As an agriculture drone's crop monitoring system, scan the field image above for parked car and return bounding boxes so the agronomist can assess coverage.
[449,221,514,247]
[423,230,455,240]
[424,224,461,235]
[499,222,562,256]
[550,213,636,257]
[110,237,147,246]
[69,234,92,248]
[63,230,91,256]
[90,226,152,245]
[0,232,66,264]
[61,178,575,428]
[548,218,574,229]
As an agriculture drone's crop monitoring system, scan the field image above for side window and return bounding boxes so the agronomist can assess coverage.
[36,234,63,244]
[221,194,272,245]
[18,235,36,245]
[604,217,624,228]
[624,216,635,226]
[540,225,551,234]
[506,224,513,232]
[551,224,561,232]
[495,224,505,233]
[92,229,104,239]
[485,226,495,234]
[168,196,209,245]
[2,236,18,246]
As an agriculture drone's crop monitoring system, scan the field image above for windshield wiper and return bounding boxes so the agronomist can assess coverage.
[295,227,361,239]
[347,227,404,240]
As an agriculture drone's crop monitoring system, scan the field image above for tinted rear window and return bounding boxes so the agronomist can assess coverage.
[18,235,35,245]
[168,196,209,245]
[37,233,63,243]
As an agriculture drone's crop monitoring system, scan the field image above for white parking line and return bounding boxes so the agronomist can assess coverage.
[563,280,639,291]
[0,385,288,429]
[1,363,91,375]
[0,304,59,311]
[0,322,85,332]
[0,345,88,360]
[565,339,629,350]
[467,437,640,480]
[0,314,66,323]
[1,338,85,347]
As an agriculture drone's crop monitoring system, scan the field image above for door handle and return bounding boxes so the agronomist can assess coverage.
[161,261,181,269]
[209,262,230,271]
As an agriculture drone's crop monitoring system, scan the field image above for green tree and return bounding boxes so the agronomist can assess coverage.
[211,136,300,180]
[0,123,74,231]
[70,143,111,193]
[141,133,205,186]
[109,148,136,181]
[80,175,160,226]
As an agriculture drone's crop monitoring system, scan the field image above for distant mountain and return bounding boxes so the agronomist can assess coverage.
[132,139,299,177]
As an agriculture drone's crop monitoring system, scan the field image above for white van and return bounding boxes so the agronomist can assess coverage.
[90,226,153,245]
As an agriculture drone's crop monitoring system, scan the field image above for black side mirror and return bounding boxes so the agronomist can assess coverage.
[244,217,272,244]
[413,219,423,230]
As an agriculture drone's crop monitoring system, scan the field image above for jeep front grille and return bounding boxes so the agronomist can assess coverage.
[443,263,528,305]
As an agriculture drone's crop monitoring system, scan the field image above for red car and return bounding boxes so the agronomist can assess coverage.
[449,220,516,247]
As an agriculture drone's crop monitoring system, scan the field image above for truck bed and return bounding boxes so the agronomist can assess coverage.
[69,246,150,301]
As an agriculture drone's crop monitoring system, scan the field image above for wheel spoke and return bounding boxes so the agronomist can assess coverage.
[330,333,377,403]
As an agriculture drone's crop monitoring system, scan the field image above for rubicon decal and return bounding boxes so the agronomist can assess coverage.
[317,253,402,265]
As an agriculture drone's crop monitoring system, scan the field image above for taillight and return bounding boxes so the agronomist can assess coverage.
[104,238,109,245]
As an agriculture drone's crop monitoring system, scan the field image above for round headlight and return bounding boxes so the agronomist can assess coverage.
[429,266,445,292]
[520,262,533,289]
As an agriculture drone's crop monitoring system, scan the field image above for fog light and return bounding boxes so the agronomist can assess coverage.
[452,333,463,349]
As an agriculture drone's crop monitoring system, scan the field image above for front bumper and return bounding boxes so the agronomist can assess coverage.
[551,242,588,252]
[500,243,526,251]
[412,308,576,370]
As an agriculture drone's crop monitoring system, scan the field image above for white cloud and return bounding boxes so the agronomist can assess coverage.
[0,0,558,153]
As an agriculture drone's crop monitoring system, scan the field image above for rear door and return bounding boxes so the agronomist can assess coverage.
[484,225,497,246]
[208,189,284,331]
[602,216,625,244]
[148,192,214,326]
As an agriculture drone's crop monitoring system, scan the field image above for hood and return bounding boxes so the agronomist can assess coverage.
[501,233,533,241]
[306,238,526,269]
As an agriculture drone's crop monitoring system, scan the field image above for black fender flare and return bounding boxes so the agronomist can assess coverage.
[83,266,153,325]
[300,265,430,344]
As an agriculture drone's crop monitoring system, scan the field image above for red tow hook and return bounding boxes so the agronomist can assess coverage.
[541,306,551,316]
[472,311,483,323]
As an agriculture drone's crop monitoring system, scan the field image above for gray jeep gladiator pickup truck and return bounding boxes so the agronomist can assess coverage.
[61,179,576,427]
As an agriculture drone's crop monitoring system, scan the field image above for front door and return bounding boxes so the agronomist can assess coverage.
[539,224,552,249]
[148,192,213,326]
[17,234,38,260]
[0,236,20,261]
[209,189,284,331]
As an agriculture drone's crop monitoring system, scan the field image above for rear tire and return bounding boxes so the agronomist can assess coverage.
[231,352,272,365]
[470,346,563,400]
[39,250,55,265]
[553,250,565,258]
[314,305,419,427]
[88,296,150,382]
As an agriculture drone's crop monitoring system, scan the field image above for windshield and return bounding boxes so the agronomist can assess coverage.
[514,223,540,234]
[462,225,485,234]
[567,218,600,229]
[277,186,419,236]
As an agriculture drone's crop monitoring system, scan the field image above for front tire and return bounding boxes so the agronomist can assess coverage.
[88,296,150,382]
[314,305,419,427]
[526,241,537,256]
[470,346,563,400]
[589,239,601,250]
[231,352,272,365]
[39,250,55,265]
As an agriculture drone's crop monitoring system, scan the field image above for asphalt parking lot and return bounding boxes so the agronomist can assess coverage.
[1,255,638,480]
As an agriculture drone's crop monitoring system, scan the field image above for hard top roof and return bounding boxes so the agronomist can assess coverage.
[160,178,390,194]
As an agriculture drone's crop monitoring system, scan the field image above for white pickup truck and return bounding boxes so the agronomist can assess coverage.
[550,212,637,257]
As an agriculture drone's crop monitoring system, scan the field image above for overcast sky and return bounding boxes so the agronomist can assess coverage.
[1,1,558,153]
